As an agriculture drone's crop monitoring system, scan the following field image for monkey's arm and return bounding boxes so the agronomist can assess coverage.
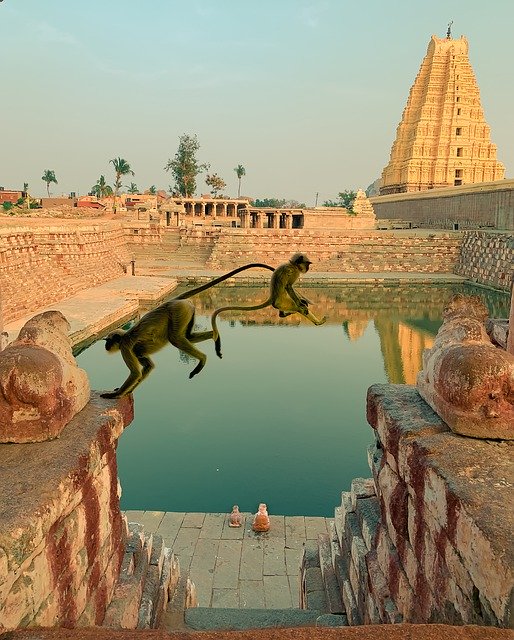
[100,346,146,398]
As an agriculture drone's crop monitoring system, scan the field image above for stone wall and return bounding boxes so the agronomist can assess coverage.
[206,229,462,274]
[370,180,514,230]
[0,224,131,325]
[454,232,514,291]
[0,394,134,629]
[320,384,513,628]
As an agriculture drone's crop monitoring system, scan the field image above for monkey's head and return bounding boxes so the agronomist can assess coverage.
[103,330,125,353]
[290,253,312,273]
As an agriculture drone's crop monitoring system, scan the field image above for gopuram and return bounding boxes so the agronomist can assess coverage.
[380,30,505,195]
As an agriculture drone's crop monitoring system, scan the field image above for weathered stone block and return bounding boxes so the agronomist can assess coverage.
[350,478,376,510]
[0,311,90,442]
[417,294,514,440]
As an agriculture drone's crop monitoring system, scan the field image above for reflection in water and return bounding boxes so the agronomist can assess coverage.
[79,283,509,517]
[175,282,509,387]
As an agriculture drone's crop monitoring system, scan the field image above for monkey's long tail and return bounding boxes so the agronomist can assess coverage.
[211,299,272,358]
[175,263,275,300]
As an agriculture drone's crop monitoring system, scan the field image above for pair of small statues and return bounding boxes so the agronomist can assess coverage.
[229,503,270,532]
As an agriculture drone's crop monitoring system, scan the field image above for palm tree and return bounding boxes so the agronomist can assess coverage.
[148,185,157,195]
[234,164,246,198]
[41,169,57,197]
[110,157,134,213]
[91,175,113,198]
[23,182,30,209]
[127,182,139,194]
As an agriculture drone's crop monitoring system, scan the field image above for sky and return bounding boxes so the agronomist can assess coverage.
[1,0,513,206]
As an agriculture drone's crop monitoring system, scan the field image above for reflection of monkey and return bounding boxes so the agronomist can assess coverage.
[100,263,274,398]
[211,253,326,358]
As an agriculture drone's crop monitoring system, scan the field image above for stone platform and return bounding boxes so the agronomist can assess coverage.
[123,510,333,610]
[3,276,178,351]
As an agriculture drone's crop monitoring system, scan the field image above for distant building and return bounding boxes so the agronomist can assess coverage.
[0,189,23,205]
[380,34,504,195]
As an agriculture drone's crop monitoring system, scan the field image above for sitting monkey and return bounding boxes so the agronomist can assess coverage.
[100,263,274,398]
[211,253,326,358]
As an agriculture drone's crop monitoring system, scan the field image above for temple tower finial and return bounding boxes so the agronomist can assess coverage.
[446,20,453,39]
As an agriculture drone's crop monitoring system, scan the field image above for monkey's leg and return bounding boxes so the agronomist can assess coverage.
[137,355,155,381]
[170,337,208,379]
[188,330,214,344]
[300,308,327,326]
[101,347,143,398]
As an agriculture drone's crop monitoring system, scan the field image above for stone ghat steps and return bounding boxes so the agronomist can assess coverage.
[207,232,462,272]
[180,607,348,631]
[300,477,392,626]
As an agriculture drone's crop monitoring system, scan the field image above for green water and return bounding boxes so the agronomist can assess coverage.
[78,283,510,517]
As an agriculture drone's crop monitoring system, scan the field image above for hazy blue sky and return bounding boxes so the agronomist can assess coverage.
[1,1,512,204]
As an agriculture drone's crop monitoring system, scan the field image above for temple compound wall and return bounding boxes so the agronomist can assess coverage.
[311,384,513,627]
[370,179,514,231]
[0,224,130,326]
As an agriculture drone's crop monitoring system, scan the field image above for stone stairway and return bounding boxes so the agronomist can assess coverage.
[180,607,347,631]
[132,227,218,271]
[299,475,397,627]
[206,228,462,273]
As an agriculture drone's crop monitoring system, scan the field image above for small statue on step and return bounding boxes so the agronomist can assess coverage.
[229,505,243,527]
[252,503,270,533]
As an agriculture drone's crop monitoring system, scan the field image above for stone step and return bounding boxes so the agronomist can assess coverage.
[318,533,345,614]
[183,607,347,631]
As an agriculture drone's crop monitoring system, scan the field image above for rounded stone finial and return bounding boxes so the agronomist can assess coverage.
[0,311,90,443]
[417,295,514,439]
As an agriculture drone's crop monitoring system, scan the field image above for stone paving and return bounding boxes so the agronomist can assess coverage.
[124,511,333,609]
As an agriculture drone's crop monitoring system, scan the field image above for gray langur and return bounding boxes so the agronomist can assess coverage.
[100,263,274,398]
[211,253,326,358]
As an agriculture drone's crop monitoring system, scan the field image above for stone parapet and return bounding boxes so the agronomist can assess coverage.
[363,384,513,626]
[303,384,513,628]
[0,393,134,630]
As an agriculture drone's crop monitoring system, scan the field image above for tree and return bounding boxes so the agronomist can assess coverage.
[127,182,139,194]
[164,134,209,198]
[110,157,134,213]
[41,169,57,197]
[234,164,246,198]
[91,175,113,198]
[205,173,226,197]
[148,185,157,195]
[322,190,357,211]
[23,182,30,209]
[253,198,305,208]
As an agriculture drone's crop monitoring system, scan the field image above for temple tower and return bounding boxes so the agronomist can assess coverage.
[380,33,505,195]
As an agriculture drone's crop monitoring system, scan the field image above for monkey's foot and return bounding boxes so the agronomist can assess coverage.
[100,390,122,399]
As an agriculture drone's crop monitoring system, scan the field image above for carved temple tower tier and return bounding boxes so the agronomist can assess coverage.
[380,35,505,195]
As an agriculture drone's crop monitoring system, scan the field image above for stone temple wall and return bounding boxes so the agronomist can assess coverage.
[370,180,514,231]
[454,231,514,292]
[0,224,131,325]
[320,384,513,627]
